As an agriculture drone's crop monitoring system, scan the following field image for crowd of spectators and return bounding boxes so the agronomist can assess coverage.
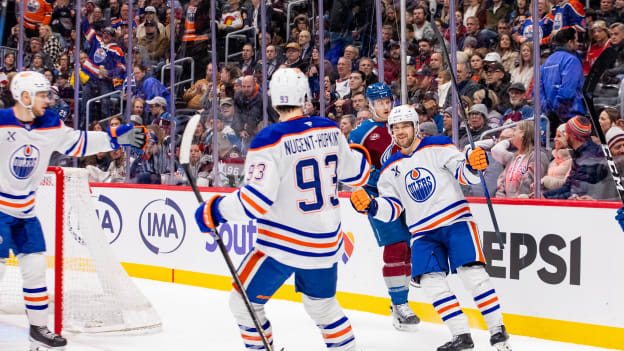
[1,0,624,200]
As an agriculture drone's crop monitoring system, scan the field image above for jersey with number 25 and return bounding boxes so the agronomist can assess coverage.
[219,116,371,269]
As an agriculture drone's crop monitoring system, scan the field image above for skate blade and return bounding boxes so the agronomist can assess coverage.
[29,338,66,351]
[392,319,420,332]
[493,341,512,351]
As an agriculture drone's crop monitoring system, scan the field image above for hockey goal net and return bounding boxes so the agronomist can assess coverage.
[0,167,162,334]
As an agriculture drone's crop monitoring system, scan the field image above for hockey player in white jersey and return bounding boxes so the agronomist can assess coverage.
[350,105,512,351]
[0,71,146,350]
[194,68,371,351]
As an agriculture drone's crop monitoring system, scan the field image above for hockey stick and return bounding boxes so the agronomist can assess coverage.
[430,21,505,250]
[581,48,624,204]
[180,114,274,351]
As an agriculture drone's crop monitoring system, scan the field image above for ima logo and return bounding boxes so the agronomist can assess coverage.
[10,144,39,180]
[93,194,123,244]
[93,48,107,64]
[341,232,355,264]
[139,198,186,254]
[404,167,436,203]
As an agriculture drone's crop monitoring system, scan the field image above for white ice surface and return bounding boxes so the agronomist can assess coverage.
[0,278,617,351]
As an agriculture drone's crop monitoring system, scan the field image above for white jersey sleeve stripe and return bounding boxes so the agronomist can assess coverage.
[242,184,274,206]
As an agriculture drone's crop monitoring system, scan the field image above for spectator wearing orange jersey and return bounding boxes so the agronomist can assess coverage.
[24,0,53,37]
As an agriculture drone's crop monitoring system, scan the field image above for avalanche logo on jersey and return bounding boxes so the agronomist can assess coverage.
[404,167,436,203]
[94,47,107,64]
[10,144,40,180]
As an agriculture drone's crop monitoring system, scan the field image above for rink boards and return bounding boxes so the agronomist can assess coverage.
[36,183,624,350]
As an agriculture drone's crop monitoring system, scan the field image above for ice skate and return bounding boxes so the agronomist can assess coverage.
[437,333,474,351]
[390,303,420,331]
[29,325,67,350]
[490,325,512,351]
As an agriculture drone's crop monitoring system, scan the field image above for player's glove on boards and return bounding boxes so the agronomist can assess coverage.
[465,147,489,173]
[195,195,226,233]
[108,124,147,149]
[350,189,378,216]
[615,206,624,232]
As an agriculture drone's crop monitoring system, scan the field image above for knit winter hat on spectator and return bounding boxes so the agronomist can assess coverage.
[469,104,488,118]
[565,116,592,139]
[419,121,439,136]
[607,127,624,149]
[145,6,156,13]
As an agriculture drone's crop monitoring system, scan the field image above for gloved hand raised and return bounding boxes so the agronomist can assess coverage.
[195,195,226,233]
[108,124,147,149]
[465,147,489,173]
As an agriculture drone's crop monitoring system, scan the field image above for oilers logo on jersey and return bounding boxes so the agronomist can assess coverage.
[26,0,40,13]
[10,144,40,180]
[405,167,435,203]
[94,48,107,64]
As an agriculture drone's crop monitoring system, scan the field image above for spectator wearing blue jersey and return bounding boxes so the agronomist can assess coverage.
[132,64,170,113]
[539,28,585,124]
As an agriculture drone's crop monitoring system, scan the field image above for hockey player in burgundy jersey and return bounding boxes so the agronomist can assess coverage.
[0,72,146,350]
[195,68,371,350]
[351,105,512,351]
[348,83,420,331]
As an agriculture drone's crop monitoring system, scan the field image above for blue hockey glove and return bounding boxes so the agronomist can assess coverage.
[108,124,147,149]
[195,195,226,233]
[616,206,624,232]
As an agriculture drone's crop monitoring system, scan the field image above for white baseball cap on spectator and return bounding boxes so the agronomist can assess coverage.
[484,52,502,63]
[145,6,156,13]
[146,96,167,106]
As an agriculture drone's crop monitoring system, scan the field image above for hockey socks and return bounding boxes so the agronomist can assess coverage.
[382,241,411,305]
[457,265,504,333]
[19,253,49,327]
[303,295,356,351]
[422,272,471,336]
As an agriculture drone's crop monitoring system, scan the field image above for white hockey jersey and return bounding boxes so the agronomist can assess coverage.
[219,116,371,269]
[373,136,480,240]
[0,108,116,218]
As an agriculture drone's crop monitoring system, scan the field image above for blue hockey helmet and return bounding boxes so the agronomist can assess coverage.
[365,82,392,102]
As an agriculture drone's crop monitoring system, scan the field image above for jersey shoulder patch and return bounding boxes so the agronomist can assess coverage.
[249,116,338,151]
[380,150,408,175]
[415,135,454,151]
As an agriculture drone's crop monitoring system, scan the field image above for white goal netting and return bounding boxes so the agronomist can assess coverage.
[0,167,162,334]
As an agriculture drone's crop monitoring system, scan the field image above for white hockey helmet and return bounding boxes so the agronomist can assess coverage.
[269,68,310,107]
[11,71,51,109]
[387,105,419,136]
